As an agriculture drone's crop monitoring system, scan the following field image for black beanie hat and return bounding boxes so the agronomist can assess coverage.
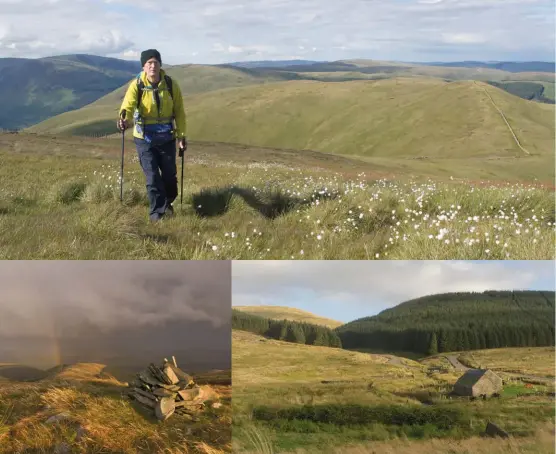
[141,49,162,66]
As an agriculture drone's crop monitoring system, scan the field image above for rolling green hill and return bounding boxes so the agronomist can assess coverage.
[337,291,555,355]
[0,54,141,130]
[8,55,554,132]
[24,64,293,136]
[28,77,555,162]
[233,306,343,328]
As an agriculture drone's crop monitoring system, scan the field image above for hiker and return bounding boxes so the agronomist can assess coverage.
[117,49,187,222]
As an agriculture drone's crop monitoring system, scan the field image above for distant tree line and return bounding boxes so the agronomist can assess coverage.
[232,310,342,348]
[336,291,555,355]
[338,323,555,355]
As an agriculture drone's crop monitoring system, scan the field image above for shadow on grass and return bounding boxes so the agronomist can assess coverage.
[191,185,338,219]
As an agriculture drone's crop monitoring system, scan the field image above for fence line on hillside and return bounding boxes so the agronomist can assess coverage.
[474,81,530,156]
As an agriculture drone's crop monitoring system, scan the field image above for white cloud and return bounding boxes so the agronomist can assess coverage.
[442,33,486,44]
[0,0,553,63]
[122,49,139,58]
[232,261,554,316]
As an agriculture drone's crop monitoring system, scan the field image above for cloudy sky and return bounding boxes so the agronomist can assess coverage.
[232,260,555,323]
[0,0,553,64]
[0,261,231,369]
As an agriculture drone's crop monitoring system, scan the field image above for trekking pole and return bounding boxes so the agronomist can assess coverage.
[179,143,185,206]
[119,111,126,202]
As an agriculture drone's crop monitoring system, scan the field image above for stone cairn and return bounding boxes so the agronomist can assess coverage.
[126,356,213,421]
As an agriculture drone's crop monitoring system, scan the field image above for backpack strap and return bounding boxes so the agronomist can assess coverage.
[164,74,173,100]
[136,73,145,112]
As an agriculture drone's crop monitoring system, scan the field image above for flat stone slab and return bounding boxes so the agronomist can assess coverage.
[132,394,157,409]
[177,387,201,401]
[155,397,176,421]
[163,364,180,385]
[153,388,178,398]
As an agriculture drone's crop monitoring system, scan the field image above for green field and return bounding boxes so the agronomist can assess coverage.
[0,132,554,260]
[232,330,555,454]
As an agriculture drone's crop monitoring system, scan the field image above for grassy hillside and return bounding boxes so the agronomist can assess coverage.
[455,347,555,378]
[232,330,555,453]
[23,64,294,136]
[9,55,554,132]
[181,79,555,160]
[233,306,343,328]
[337,291,555,355]
[1,132,554,260]
[0,54,141,130]
[0,362,231,453]
[30,77,555,164]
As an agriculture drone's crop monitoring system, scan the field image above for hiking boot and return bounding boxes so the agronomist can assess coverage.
[165,204,175,217]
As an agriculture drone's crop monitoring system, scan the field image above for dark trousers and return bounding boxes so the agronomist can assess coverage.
[134,137,177,220]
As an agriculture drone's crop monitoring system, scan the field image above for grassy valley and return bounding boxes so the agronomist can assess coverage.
[232,330,555,453]
[231,296,556,453]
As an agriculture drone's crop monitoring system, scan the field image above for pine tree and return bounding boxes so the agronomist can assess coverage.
[314,328,329,346]
[279,321,289,340]
[328,331,342,348]
[438,329,448,353]
[285,323,306,344]
[427,332,438,356]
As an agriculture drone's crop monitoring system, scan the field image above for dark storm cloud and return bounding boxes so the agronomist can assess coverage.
[0,260,231,336]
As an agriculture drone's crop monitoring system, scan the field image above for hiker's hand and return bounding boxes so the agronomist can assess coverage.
[117,118,129,131]
[179,138,187,151]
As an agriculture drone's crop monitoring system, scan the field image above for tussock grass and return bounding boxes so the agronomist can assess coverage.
[1,134,554,259]
[0,363,231,453]
[243,421,555,454]
[46,181,87,204]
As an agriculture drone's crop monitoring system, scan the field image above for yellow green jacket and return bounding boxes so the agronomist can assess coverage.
[119,69,186,140]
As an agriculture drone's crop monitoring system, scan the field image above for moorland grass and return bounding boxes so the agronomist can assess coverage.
[1,134,553,260]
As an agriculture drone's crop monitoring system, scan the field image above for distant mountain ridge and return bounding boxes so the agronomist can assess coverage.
[420,61,555,73]
[0,54,141,129]
[3,53,554,131]
[226,59,555,73]
[225,60,324,68]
